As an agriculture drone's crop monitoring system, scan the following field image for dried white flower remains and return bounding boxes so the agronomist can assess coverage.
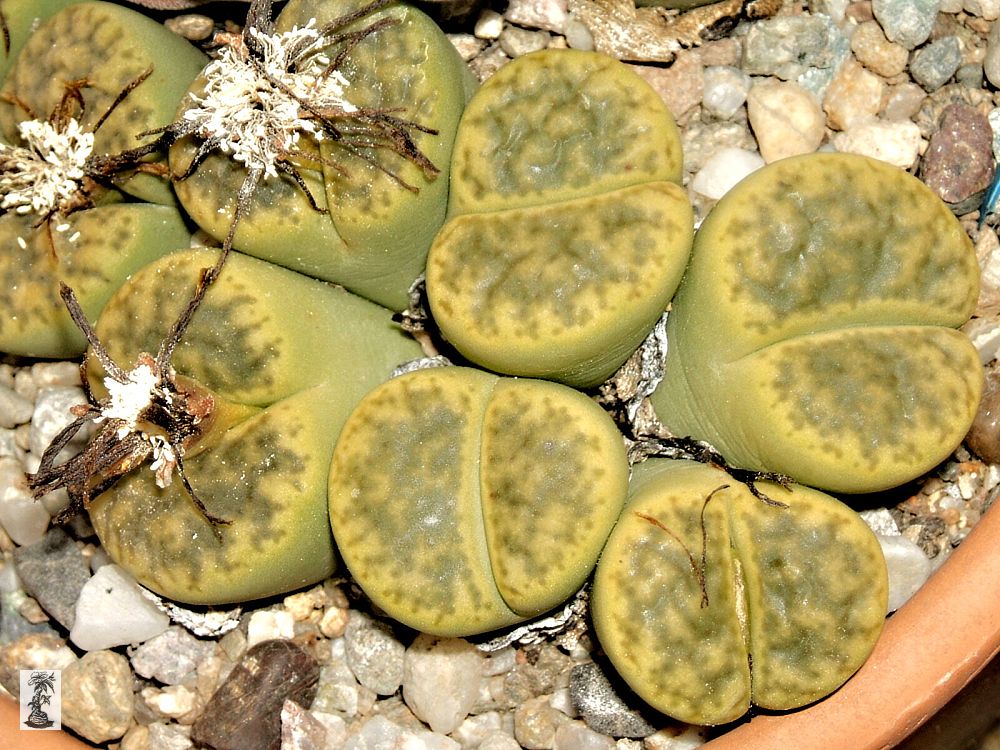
[0,118,94,222]
[183,19,357,181]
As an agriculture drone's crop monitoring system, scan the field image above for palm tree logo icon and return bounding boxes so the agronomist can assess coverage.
[23,671,57,729]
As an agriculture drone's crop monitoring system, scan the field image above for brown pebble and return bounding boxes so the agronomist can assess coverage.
[191,639,319,750]
[920,103,995,206]
[967,360,1000,464]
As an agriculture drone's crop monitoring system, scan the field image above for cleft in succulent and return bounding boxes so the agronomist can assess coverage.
[28,251,231,535]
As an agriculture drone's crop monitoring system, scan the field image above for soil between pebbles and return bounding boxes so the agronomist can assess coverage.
[3,1,1000,749]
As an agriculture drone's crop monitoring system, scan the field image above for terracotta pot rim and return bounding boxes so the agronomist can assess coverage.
[703,496,1000,750]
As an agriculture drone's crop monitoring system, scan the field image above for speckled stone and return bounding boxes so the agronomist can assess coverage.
[0,632,77,696]
[851,20,909,77]
[191,640,319,750]
[12,526,90,630]
[61,650,134,743]
[920,103,995,207]
[569,663,657,739]
[823,58,884,131]
[131,626,217,685]
[873,0,940,49]
[742,15,846,82]
[911,36,963,92]
[832,119,924,168]
[629,50,704,121]
[514,694,572,750]
[504,0,568,33]
[344,610,405,696]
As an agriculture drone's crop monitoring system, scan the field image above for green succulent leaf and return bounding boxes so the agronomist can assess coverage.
[86,248,423,604]
[0,0,80,84]
[651,153,983,492]
[0,0,207,204]
[328,366,629,636]
[0,203,193,358]
[169,0,471,311]
[592,458,888,725]
[427,49,691,387]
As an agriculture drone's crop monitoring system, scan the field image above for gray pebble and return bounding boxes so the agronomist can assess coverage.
[13,526,91,629]
[569,662,657,739]
[910,36,963,92]
[742,15,846,84]
[514,694,571,750]
[148,721,195,750]
[986,21,1000,89]
[312,659,363,717]
[131,626,216,684]
[499,26,550,57]
[479,731,523,750]
[872,0,940,50]
[344,610,405,696]
[0,385,33,429]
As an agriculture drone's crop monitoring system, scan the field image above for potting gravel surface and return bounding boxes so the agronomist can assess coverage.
[4,0,1000,748]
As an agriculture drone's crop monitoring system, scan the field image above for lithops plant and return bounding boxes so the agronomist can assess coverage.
[0,0,208,357]
[592,458,888,725]
[0,0,208,203]
[328,366,629,636]
[651,153,983,493]
[0,0,79,83]
[168,0,472,311]
[426,48,692,387]
[63,248,422,604]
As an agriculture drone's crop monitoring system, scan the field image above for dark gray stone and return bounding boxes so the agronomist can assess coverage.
[13,526,91,629]
[569,662,658,739]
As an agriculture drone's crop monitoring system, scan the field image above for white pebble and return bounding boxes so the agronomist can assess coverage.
[690,147,764,200]
[0,384,34,428]
[29,386,88,456]
[31,361,82,388]
[247,608,296,646]
[643,726,708,749]
[142,685,200,720]
[403,633,484,734]
[452,712,505,748]
[554,720,616,750]
[831,119,924,169]
[70,564,170,651]
[564,14,594,51]
[475,9,504,39]
[702,66,751,120]
[505,0,568,33]
[14,369,37,401]
[479,732,522,750]
[878,534,933,613]
[858,507,901,537]
[747,80,825,162]
[0,455,49,545]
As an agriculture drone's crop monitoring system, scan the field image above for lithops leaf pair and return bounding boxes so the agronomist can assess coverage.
[169,0,472,311]
[0,1,208,357]
[652,153,983,493]
[0,0,208,203]
[328,366,629,636]
[592,458,888,725]
[0,0,80,83]
[83,248,422,604]
[426,48,692,387]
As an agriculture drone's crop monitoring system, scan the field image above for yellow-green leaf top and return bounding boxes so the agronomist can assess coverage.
[170,0,471,311]
[87,249,423,604]
[0,1,207,204]
[0,204,192,358]
[428,49,691,387]
[651,153,983,492]
[0,0,80,84]
[328,366,629,636]
[592,459,887,726]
